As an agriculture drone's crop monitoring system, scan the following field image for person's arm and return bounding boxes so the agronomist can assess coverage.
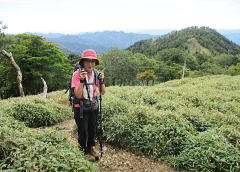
[72,70,87,98]
[74,82,84,99]
[99,83,106,95]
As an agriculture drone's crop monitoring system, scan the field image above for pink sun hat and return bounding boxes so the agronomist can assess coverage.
[79,49,99,66]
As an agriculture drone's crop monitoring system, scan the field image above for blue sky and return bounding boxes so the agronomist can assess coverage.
[1,0,240,34]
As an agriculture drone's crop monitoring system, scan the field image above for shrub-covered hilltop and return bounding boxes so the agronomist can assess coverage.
[0,96,97,171]
[102,75,240,172]
[0,75,239,171]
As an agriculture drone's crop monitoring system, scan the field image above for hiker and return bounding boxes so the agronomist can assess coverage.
[71,49,106,159]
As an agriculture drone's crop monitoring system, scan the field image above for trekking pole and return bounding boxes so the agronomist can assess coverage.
[98,75,104,157]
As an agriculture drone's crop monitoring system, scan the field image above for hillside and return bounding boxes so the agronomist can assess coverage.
[101,75,240,171]
[29,28,240,55]
[127,26,240,57]
[46,31,157,54]
[0,75,240,171]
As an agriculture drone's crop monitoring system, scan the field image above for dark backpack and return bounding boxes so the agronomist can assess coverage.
[66,63,98,106]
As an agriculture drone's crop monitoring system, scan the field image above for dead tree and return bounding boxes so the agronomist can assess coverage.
[40,77,48,98]
[182,58,187,79]
[1,50,25,97]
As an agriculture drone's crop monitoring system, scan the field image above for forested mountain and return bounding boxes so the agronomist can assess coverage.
[134,29,240,45]
[127,26,240,57]
[1,26,240,99]
[46,31,157,54]
[31,29,240,55]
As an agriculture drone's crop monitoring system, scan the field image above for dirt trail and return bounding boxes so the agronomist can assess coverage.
[55,119,178,172]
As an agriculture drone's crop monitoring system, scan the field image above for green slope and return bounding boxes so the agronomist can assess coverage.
[102,75,240,171]
[127,26,240,57]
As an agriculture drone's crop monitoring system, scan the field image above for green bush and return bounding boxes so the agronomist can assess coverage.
[47,90,70,105]
[0,95,96,171]
[0,128,97,171]
[165,129,240,172]
[101,75,240,171]
[102,95,129,118]
[177,107,212,132]
[4,97,72,127]
[218,125,240,150]
[103,103,195,158]
[0,114,96,171]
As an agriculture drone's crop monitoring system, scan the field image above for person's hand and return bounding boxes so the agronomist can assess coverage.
[98,68,105,83]
[98,72,104,81]
[79,69,87,80]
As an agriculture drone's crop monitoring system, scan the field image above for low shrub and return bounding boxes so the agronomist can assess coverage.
[101,75,240,171]
[103,103,195,158]
[218,125,240,150]
[0,115,97,171]
[47,90,69,105]
[4,97,72,127]
[102,95,129,118]
[0,95,96,171]
[165,129,240,172]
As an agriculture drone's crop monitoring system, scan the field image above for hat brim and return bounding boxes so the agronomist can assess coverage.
[79,56,99,66]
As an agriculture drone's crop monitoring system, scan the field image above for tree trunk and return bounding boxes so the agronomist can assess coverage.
[1,50,25,97]
[182,58,186,79]
[40,77,48,98]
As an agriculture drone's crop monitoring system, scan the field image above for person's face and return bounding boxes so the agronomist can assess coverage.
[83,59,96,72]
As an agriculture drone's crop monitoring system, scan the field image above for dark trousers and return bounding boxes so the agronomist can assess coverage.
[74,108,98,153]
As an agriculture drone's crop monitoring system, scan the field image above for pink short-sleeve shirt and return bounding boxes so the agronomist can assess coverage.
[71,69,99,99]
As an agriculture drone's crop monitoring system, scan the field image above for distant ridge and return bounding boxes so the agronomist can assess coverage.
[127,26,240,57]
[31,31,157,54]
[29,28,240,54]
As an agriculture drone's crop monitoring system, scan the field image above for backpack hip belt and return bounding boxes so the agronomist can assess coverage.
[73,97,98,118]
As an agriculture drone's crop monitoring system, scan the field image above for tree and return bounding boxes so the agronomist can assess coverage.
[68,53,80,65]
[102,49,159,86]
[0,21,7,38]
[136,70,157,86]
[227,63,240,76]
[0,22,25,97]
[40,77,48,98]
[102,48,136,86]
[1,50,25,97]
[200,62,225,74]
[0,34,72,98]
[210,54,239,69]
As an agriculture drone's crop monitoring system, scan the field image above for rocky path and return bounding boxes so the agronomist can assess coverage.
[55,119,178,172]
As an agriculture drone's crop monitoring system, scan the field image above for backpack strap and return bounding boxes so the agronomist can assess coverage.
[93,69,99,85]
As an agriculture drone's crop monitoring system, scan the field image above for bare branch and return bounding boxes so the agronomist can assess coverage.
[1,50,25,97]
[40,77,48,98]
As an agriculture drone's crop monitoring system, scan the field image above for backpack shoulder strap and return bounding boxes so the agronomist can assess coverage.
[93,69,99,85]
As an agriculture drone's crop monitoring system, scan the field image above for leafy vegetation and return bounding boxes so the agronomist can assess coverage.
[1,26,240,99]
[128,26,240,56]
[0,97,97,171]
[101,75,240,171]
[0,34,72,99]
[0,75,239,171]
[2,96,72,127]
[126,26,240,81]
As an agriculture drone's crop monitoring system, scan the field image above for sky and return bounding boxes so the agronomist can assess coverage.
[1,0,240,34]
